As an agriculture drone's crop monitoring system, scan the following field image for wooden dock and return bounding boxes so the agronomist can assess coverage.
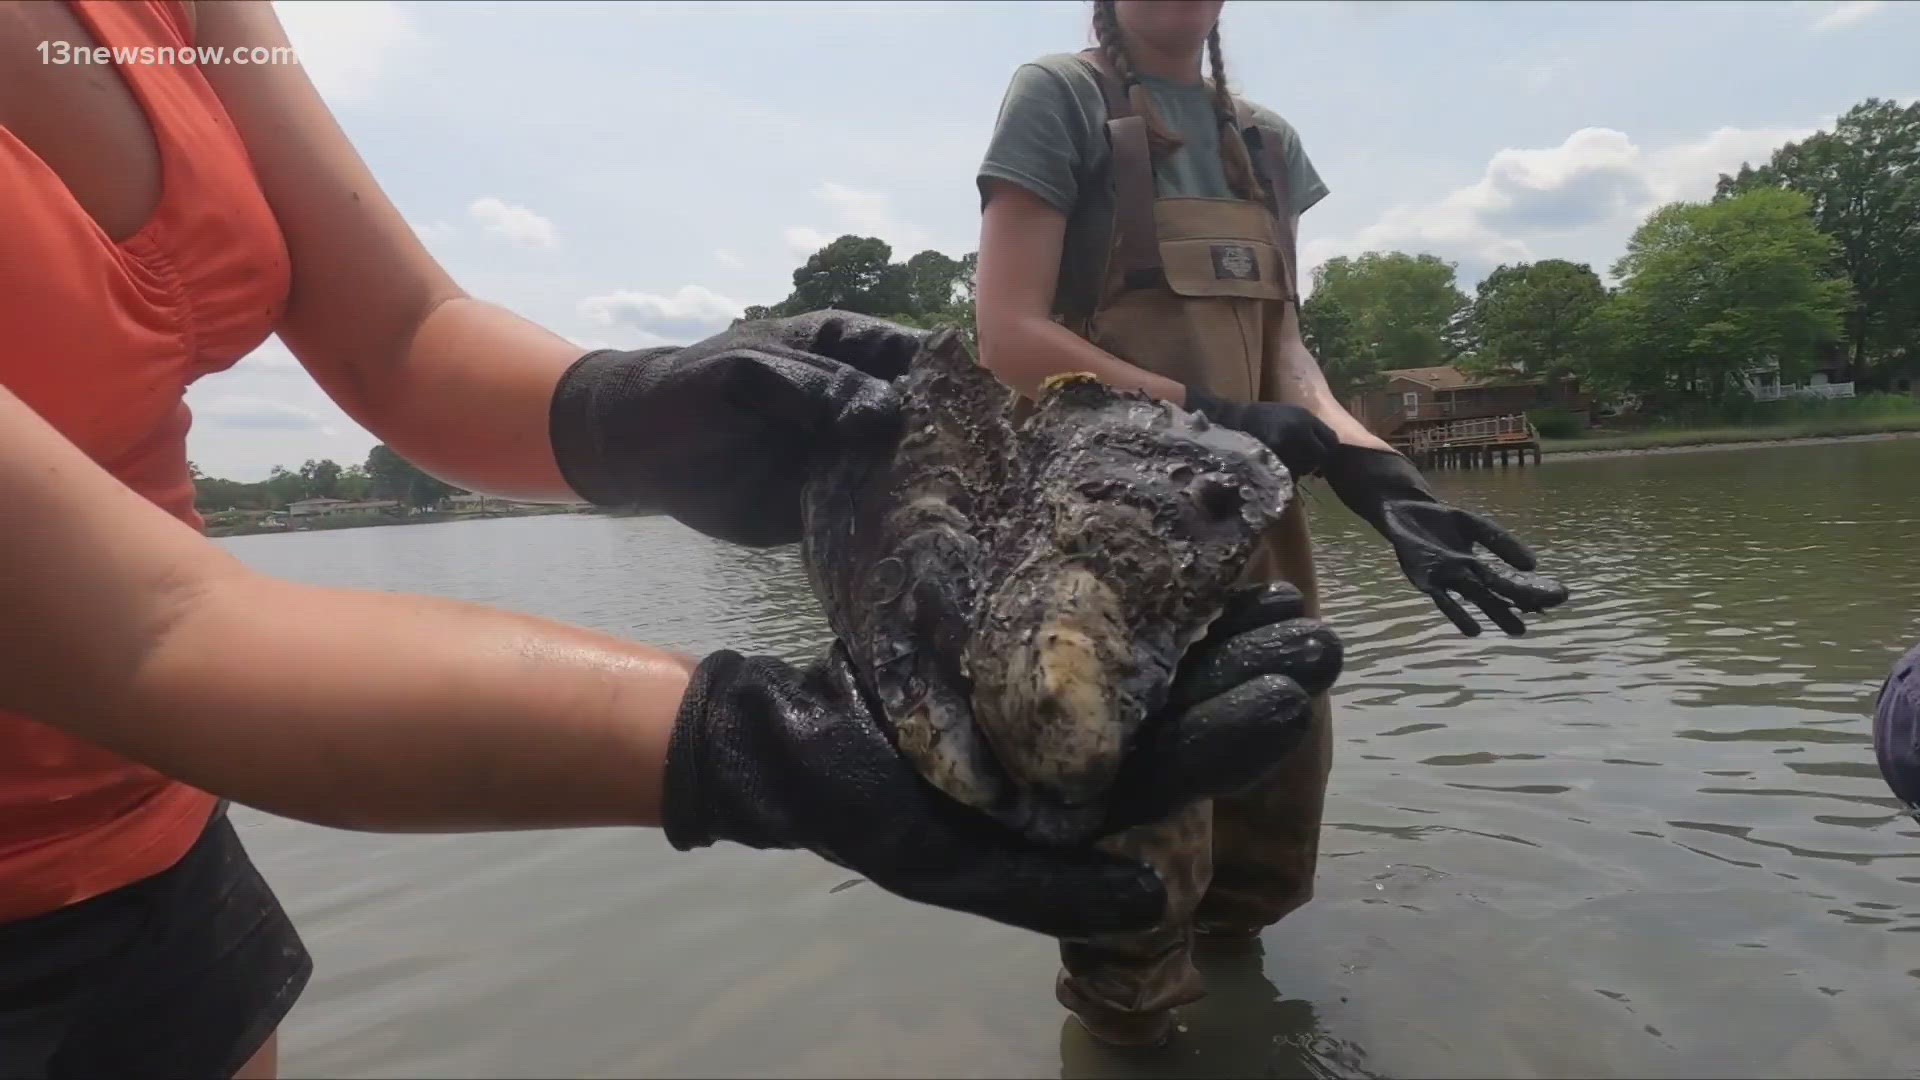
[1395,413,1542,470]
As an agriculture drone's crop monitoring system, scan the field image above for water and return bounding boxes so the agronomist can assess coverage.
[215,437,1920,1079]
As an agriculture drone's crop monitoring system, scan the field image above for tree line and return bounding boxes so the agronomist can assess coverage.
[192,444,455,513]
[1304,98,1917,412]
[737,235,979,336]
[742,98,1916,419]
[198,95,1916,509]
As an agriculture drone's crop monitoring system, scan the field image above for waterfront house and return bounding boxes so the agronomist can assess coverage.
[286,496,402,519]
[1740,356,1857,402]
[1347,365,1591,448]
[286,496,349,518]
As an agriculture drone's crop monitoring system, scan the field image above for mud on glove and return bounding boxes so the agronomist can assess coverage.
[1321,444,1569,637]
[548,311,928,548]
[1183,386,1341,479]
[1100,580,1344,828]
[660,643,1163,941]
[660,609,1341,941]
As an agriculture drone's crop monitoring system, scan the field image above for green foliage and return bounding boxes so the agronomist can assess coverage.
[366,444,455,508]
[1527,408,1586,440]
[192,445,452,513]
[1716,98,1920,380]
[1667,390,1920,425]
[1299,252,1470,393]
[1459,259,1607,380]
[1298,288,1358,390]
[1591,187,1854,408]
[299,458,343,499]
[740,235,977,339]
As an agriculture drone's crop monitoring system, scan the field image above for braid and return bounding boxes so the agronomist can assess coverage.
[1207,24,1265,203]
[1091,0,1184,158]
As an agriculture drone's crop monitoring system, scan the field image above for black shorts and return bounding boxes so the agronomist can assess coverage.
[0,804,312,1080]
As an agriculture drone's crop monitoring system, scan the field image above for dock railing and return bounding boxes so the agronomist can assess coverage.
[1403,413,1536,453]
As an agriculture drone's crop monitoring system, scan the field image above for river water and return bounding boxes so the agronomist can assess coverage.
[216,437,1920,1079]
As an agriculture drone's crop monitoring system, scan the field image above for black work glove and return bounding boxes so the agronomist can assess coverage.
[1184,385,1341,479]
[1322,444,1569,637]
[548,310,928,547]
[661,581,1343,942]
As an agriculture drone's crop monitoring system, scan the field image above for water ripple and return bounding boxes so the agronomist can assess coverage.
[212,438,1920,1079]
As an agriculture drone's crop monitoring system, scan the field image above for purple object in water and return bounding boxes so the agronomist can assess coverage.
[1873,640,1920,821]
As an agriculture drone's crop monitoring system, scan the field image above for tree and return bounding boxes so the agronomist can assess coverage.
[365,444,454,508]
[1592,188,1854,408]
[192,471,272,513]
[782,235,914,318]
[298,458,343,500]
[1298,251,1471,393]
[740,235,978,340]
[333,464,372,502]
[1716,98,1920,381]
[1298,287,1362,393]
[1459,259,1608,380]
[260,464,310,509]
[191,458,387,513]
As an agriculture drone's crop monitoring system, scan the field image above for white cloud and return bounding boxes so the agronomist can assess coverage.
[1638,123,1820,201]
[184,340,379,482]
[817,182,906,238]
[407,216,457,255]
[714,248,743,268]
[1812,0,1887,30]
[1302,118,1821,289]
[783,226,833,257]
[576,285,745,345]
[468,197,559,249]
[190,394,323,430]
[783,181,931,258]
[271,0,422,107]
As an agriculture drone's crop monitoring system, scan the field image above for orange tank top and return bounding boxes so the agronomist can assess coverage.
[0,0,291,923]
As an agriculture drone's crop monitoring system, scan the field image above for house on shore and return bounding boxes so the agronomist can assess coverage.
[285,496,403,519]
[443,492,579,514]
[1346,365,1592,451]
[1740,355,1858,402]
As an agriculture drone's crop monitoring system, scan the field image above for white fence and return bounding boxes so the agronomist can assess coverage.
[1749,380,1855,402]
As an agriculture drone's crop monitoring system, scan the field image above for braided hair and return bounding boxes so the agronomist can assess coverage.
[1090,0,1266,203]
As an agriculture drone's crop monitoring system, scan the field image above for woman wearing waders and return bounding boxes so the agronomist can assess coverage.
[0,3,1351,1076]
[973,0,1572,1047]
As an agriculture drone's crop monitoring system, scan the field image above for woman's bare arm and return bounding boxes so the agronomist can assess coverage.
[1265,268,1393,450]
[192,0,588,503]
[0,386,690,834]
[976,180,1190,403]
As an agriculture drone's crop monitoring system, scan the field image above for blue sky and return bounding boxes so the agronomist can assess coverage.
[186,0,1920,480]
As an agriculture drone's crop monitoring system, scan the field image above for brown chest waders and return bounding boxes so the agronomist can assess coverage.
[1043,50,1337,1046]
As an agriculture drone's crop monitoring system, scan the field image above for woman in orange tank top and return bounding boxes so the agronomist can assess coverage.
[0,2,1345,1075]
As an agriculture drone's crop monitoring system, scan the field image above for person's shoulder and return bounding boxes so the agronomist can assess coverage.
[1239,98,1309,150]
[1003,52,1109,113]
[1019,51,1104,90]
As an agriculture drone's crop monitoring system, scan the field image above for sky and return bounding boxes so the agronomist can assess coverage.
[184,0,1920,481]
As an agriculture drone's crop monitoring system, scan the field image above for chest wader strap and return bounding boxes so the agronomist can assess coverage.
[1066,54,1302,325]
[1233,98,1301,308]
[1084,50,1167,296]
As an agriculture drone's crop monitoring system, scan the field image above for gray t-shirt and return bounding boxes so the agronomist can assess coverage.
[976,51,1329,219]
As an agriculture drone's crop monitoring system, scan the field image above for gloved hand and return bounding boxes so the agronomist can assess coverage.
[1322,443,1569,637]
[661,581,1343,942]
[548,310,929,547]
[1183,385,1341,479]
